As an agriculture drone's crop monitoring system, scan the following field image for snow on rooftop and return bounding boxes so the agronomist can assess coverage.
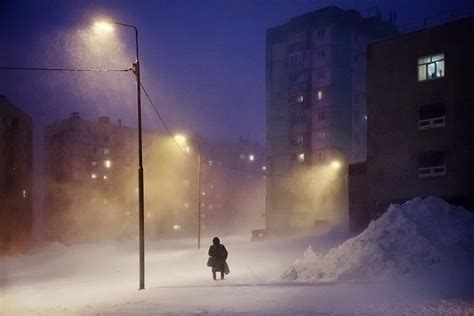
[282,197,474,282]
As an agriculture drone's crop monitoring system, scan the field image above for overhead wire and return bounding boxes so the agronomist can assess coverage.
[140,81,321,181]
[0,66,131,72]
[1,64,321,180]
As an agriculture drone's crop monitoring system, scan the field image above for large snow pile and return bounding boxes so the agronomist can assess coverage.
[282,197,474,282]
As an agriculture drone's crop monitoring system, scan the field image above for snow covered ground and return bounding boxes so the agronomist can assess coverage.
[1,198,474,315]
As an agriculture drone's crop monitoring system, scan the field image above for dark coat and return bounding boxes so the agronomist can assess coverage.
[208,244,228,272]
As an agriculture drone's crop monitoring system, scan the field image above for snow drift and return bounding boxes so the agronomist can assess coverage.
[282,197,474,282]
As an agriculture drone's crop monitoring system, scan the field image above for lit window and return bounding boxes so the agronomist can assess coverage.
[249,154,255,161]
[419,103,445,130]
[103,175,108,180]
[294,135,304,144]
[184,202,189,208]
[240,154,246,160]
[262,166,266,171]
[91,173,97,179]
[186,146,190,153]
[290,94,305,104]
[104,148,110,155]
[91,161,98,167]
[297,153,305,163]
[418,53,445,81]
[104,160,111,168]
[317,90,323,100]
[318,131,326,140]
[419,150,446,177]
[173,225,181,231]
[22,190,27,198]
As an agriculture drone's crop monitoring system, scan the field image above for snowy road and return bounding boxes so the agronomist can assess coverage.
[1,235,474,315]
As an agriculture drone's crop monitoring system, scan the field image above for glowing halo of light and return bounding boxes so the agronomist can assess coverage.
[331,160,342,169]
[93,21,115,33]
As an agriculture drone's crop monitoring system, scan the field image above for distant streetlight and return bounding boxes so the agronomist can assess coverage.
[175,134,202,249]
[331,160,341,169]
[94,19,145,290]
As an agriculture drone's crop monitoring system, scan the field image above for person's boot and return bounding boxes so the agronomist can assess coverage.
[221,272,224,280]
[213,272,216,280]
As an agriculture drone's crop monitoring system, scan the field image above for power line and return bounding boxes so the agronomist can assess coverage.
[140,82,190,159]
[140,81,321,181]
[3,64,321,180]
[0,66,130,72]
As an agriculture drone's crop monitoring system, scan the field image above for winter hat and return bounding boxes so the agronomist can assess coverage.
[212,237,220,245]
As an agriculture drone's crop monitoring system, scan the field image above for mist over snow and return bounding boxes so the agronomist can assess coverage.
[2,199,474,315]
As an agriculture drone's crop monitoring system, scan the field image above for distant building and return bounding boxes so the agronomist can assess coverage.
[44,113,138,242]
[265,6,396,233]
[197,137,266,236]
[0,96,33,252]
[45,113,265,242]
[365,16,474,220]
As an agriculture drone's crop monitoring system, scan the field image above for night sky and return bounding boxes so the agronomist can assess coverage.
[1,0,470,145]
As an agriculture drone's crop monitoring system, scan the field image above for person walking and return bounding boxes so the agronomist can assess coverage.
[207,237,229,280]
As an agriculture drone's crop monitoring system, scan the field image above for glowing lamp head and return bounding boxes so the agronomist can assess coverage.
[174,134,187,145]
[93,21,114,33]
[331,160,342,169]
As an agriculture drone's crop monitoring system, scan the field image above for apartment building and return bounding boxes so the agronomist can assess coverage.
[265,6,396,233]
[366,16,474,218]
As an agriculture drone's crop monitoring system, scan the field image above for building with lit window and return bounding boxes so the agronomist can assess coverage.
[265,6,396,233]
[0,96,33,252]
[44,113,137,242]
[364,16,474,220]
[45,113,265,242]
[196,137,266,236]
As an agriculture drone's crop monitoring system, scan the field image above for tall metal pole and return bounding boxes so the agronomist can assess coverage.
[197,142,202,249]
[95,20,145,290]
[133,27,145,291]
[120,24,144,291]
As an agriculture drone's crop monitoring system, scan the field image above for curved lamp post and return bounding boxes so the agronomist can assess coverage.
[94,21,145,290]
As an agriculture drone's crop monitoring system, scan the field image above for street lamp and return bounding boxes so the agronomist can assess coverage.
[175,134,202,249]
[94,20,145,290]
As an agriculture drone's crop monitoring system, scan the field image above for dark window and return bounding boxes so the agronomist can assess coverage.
[289,70,309,84]
[11,118,19,131]
[418,150,446,177]
[288,51,305,65]
[419,103,445,129]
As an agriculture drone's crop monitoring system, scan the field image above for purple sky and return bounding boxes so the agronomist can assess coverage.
[0,0,470,144]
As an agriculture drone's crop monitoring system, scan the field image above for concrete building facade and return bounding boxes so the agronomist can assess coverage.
[265,6,396,233]
[0,96,33,252]
[366,16,474,218]
[45,113,265,242]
